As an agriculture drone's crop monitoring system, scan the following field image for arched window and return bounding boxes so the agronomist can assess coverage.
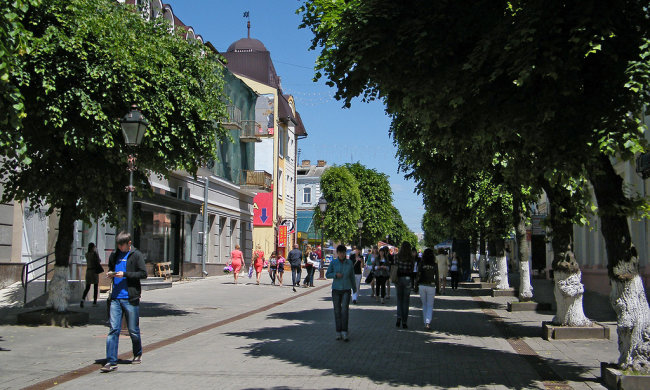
[135,0,151,21]
[162,5,174,32]
[151,0,163,19]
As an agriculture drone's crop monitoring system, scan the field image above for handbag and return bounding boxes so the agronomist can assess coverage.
[248,265,254,278]
[390,265,398,283]
[365,272,374,284]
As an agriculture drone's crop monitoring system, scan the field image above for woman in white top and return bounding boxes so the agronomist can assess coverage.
[449,252,461,290]
[436,249,449,294]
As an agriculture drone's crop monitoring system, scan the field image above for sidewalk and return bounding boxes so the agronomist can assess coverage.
[0,272,618,389]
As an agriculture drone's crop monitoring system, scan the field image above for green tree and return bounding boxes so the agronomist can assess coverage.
[300,0,650,370]
[0,0,228,310]
[317,166,361,244]
[343,162,393,248]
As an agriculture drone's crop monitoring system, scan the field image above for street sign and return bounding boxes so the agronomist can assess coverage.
[278,225,288,247]
[281,219,295,233]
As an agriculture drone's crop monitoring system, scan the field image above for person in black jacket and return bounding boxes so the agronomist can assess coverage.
[287,244,303,292]
[101,231,147,373]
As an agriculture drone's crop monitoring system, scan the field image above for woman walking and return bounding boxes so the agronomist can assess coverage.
[81,243,103,307]
[436,248,449,294]
[366,246,379,298]
[230,244,245,285]
[450,252,461,289]
[373,246,391,304]
[326,244,357,341]
[276,252,285,286]
[418,248,439,329]
[303,245,317,287]
[351,247,364,304]
[253,244,265,285]
[268,251,278,285]
[395,241,415,328]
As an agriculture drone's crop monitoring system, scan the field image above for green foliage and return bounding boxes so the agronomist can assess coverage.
[0,0,228,226]
[318,165,361,243]
[387,205,418,249]
[343,162,393,247]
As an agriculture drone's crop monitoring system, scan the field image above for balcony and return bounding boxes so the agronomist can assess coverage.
[219,105,242,130]
[239,120,264,142]
[241,170,272,192]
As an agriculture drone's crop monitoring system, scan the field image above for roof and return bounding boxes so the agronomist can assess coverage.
[278,94,297,125]
[295,111,307,137]
[227,38,268,53]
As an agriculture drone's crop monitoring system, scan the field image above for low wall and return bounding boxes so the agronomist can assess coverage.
[0,263,23,289]
[581,265,650,296]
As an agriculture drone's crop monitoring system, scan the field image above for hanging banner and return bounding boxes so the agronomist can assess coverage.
[278,225,288,248]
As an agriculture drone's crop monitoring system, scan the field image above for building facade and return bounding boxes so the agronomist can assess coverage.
[296,160,328,247]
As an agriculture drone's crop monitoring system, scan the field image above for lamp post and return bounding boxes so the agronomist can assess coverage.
[318,196,327,280]
[357,218,364,250]
[120,105,148,235]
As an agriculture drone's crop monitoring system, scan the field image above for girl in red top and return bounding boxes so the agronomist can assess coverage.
[230,244,245,285]
[253,244,265,285]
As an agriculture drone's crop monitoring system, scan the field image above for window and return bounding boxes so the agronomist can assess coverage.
[303,187,311,204]
[278,169,283,198]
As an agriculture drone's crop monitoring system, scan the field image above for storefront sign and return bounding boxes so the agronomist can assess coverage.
[278,225,288,248]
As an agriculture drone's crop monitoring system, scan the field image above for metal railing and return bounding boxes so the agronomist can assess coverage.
[219,105,242,129]
[21,252,55,305]
[239,120,264,141]
[242,170,273,191]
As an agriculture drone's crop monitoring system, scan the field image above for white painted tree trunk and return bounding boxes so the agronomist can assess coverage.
[496,255,510,289]
[470,253,476,275]
[610,275,650,372]
[519,260,533,301]
[479,255,487,281]
[488,256,498,283]
[553,270,591,327]
[46,266,70,312]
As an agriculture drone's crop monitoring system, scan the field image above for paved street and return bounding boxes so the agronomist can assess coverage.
[0,274,617,390]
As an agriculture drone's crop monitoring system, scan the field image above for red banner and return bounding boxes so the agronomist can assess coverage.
[253,192,273,226]
[278,225,288,248]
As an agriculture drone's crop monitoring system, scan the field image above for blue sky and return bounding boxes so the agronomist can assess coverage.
[168,0,424,233]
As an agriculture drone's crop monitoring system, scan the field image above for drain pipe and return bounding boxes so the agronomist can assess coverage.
[202,176,209,276]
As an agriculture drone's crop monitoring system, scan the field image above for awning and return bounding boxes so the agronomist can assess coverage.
[135,193,202,215]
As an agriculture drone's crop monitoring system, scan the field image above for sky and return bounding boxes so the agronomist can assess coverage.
[167,0,424,233]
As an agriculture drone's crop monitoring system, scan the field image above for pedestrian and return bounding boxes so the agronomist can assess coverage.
[395,241,415,329]
[365,246,379,298]
[276,252,286,287]
[450,251,461,289]
[386,248,394,300]
[101,231,147,373]
[253,244,265,285]
[373,246,391,304]
[326,244,357,342]
[303,245,317,287]
[436,248,449,294]
[268,251,278,285]
[418,248,438,330]
[411,247,420,292]
[351,247,364,304]
[229,244,245,285]
[288,244,303,292]
[81,242,103,307]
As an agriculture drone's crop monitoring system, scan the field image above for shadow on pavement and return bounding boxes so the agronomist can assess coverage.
[226,297,591,388]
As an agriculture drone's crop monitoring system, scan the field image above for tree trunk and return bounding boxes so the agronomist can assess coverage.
[495,238,510,289]
[470,235,477,279]
[479,231,487,281]
[514,202,533,301]
[590,155,650,373]
[487,239,498,283]
[46,202,76,312]
[543,180,591,327]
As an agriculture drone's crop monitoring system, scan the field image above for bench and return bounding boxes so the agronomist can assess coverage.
[155,262,173,279]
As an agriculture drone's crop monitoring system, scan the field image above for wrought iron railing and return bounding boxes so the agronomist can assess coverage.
[219,105,242,129]
[21,252,55,305]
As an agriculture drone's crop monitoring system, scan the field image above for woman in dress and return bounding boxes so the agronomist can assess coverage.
[253,244,265,285]
[230,244,245,285]
[81,242,103,307]
[373,246,391,304]
[436,248,449,294]
[276,251,286,286]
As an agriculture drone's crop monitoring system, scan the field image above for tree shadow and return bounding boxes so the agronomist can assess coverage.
[226,305,592,389]
[0,336,9,351]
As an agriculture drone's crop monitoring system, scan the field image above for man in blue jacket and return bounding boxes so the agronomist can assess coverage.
[326,244,357,342]
[287,244,303,292]
[101,231,147,373]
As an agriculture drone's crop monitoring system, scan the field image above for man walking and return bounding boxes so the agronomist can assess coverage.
[101,231,147,372]
[288,244,303,292]
[326,244,357,341]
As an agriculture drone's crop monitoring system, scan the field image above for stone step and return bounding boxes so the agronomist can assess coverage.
[141,279,172,291]
[491,288,518,297]
[459,282,498,289]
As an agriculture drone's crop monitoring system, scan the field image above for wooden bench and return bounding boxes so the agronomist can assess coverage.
[154,262,172,279]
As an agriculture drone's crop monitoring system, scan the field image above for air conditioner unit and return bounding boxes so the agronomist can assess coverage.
[177,186,190,201]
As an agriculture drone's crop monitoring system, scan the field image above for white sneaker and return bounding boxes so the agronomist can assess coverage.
[335,332,342,340]
[342,332,349,342]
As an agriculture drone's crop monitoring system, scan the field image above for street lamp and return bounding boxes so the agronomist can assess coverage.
[357,218,364,249]
[120,105,148,235]
[318,196,327,280]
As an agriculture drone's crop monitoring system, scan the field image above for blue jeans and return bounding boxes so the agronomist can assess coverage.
[291,265,302,286]
[396,276,411,323]
[303,266,315,285]
[332,289,351,332]
[106,299,142,364]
